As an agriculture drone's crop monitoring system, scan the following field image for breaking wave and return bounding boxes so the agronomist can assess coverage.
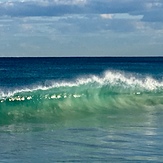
[1,71,163,124]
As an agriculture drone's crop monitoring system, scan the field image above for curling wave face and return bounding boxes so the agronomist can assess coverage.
[1,71,163,124]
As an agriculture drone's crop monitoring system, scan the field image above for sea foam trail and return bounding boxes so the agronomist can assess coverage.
[0,70,163,124]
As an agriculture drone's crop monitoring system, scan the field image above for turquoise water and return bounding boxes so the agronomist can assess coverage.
[1,110,163,162]
[0,57,163,162]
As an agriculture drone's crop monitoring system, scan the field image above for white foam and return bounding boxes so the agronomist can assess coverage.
[73,94,81,98]
[51,95,56,99]
[27,96,32,100]
[103,71,163,90]
[1,70,163,100]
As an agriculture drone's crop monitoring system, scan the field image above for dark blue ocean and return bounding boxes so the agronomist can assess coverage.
[0,57,163,162]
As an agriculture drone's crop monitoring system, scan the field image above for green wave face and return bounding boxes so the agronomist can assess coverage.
[1,71,163,124]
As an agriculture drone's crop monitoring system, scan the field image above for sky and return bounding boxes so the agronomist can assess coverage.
[0,0,163,57]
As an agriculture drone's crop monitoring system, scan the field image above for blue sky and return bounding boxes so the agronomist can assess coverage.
[0,0,163,56]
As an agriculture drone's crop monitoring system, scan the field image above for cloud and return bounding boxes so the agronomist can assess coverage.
[0,0,163,41]
[100,14,113,19]
[0,13,163,57]
[0,1,85,16]
[0,0,162,23]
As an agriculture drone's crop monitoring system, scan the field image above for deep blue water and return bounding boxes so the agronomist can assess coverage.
[1,57,163,88]
[0,57,163,162]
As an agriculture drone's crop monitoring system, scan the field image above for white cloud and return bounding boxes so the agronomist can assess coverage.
[0,0,162,24]
[145,1,163,9]
[0,0,163,57]
[100,14,113,19]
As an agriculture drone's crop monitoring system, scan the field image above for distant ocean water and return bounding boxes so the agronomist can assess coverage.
[0,57,163,162]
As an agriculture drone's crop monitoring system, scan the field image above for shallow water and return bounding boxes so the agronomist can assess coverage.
[1,107,163,162]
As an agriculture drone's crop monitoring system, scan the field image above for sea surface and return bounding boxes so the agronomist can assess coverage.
[0,57,163,162]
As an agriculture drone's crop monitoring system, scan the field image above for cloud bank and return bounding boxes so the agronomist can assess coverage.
[0,0,163,56]
[0,0,163,22]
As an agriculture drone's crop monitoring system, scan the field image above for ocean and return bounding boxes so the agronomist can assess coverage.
[0,57,163,162]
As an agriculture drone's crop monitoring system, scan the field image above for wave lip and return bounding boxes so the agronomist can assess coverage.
[1,70,163,98]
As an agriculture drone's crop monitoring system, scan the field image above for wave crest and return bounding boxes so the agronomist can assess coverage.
[1,70,163,98]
